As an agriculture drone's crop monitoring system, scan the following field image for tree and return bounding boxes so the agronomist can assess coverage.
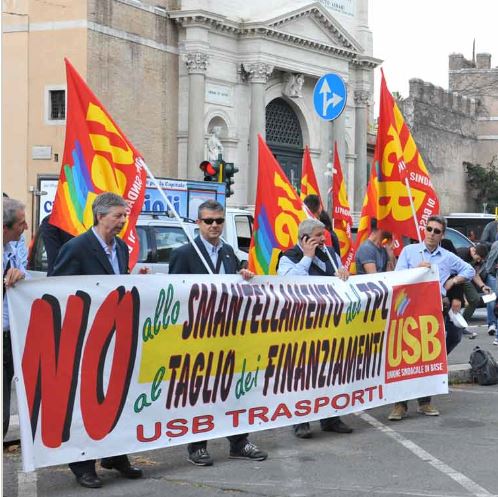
[464,156,498,211]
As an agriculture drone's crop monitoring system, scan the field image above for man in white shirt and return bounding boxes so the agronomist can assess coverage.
[3,197,28,439]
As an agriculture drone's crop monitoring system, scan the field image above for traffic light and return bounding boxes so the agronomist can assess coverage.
[222,161,239,198]
[199,160,221,182]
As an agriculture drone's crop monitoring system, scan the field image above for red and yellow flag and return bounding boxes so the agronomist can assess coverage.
[50,59,147,269]
[352,73,440,271]
[330,142,354,268]
[373,72,439,240]
[248,135,308,275]
[300,146,321,201]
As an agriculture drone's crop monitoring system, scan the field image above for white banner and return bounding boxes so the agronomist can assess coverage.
[8,268,447,471]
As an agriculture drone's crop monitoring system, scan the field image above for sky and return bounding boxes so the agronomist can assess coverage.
[368,0,498,108]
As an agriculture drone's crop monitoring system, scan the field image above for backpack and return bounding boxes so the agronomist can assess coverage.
[469,346,498,385]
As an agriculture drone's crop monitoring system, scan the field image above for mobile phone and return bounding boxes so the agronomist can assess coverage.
[301,234,310,242]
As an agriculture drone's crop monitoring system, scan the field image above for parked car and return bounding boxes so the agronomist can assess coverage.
[443,227,474,250]
[28,208,253,275]
[445,213,495,240]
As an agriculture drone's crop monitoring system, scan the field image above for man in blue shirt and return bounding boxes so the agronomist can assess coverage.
[3,198,28,439]
[355,218,396,274]
[389,215,475,421]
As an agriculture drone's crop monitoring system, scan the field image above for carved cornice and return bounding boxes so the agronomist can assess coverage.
[169,9,382,65]
[354,90,371,106]
[184,52,209,74]
[242,63,274,83]
[350,55,382,69]
[266,4,362,53]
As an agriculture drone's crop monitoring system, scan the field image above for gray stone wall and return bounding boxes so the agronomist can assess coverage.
[399,53,498,214]
[87,0,179,177]
[449,53,498,169]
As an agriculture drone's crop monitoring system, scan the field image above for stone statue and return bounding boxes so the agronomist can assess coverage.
[207,126,224,162]
[283,73,304,98]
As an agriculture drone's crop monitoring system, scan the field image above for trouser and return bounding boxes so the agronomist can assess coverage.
[69,455,130,477]
[3,331,14,439]
[188,434,248,454]
[462,280,482,321]
[485,275,497,326]
[295,416,342,429]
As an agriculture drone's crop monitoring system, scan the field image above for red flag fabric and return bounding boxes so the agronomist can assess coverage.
[300,146,321,201]
[374,73,440,240]
[300,145,335,246]
[330,142,354,268]
[248,135,308,274]
[351,73,440,272]
[50,59,147,269]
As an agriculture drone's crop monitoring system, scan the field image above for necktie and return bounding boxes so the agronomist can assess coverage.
[3,258,12,298]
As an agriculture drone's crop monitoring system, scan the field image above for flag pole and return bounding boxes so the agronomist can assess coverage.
[400,163,425,263]
[399,158,422,244]
[140,160,213,275]
[404,178,422,244]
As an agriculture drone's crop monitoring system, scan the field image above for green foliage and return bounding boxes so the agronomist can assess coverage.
[464,156,498,210]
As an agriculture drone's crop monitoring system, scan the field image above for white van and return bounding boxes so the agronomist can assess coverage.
[29,208,253,275]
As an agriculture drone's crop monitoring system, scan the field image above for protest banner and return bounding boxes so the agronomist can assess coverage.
[8,268,447,471]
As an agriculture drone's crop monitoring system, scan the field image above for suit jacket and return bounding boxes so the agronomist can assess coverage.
[50,229,129,276]
[169,236,240,275]
[40,215,74,275]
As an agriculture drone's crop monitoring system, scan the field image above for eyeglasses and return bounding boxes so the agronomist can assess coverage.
[200,218,225,225]
[426,226,442,235]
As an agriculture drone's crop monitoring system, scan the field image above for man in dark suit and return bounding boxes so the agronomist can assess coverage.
[169,199,268,466]
[40,215,74,275]
[51,192,144,489]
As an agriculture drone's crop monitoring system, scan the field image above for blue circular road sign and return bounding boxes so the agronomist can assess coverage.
[313,73,347,121]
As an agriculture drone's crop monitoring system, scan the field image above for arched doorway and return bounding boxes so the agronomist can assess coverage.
[265,98,303,191]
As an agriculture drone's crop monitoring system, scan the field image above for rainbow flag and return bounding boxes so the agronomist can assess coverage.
[330,142,354,268]
[248,135,308,275]
[50,59,147,269]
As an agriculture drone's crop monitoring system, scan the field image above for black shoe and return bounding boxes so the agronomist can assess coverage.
[293,422,312,439]
[75,472,103,489]
[229,440,267,461]
[320,418,353,434]
[187,448,213,466]
[101,461,143,479]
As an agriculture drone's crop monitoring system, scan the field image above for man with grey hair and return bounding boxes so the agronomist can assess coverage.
[52,192,145,488]
[277,217,352,438]
[3,197,28,439]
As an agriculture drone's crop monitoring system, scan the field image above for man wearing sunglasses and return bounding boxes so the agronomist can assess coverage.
[389,215,475,422]
[169,199,268,466]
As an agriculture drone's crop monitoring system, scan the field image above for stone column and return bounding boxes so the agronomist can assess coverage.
[353,89,369,212]
[243,62,274,206]
[184,52,209,179]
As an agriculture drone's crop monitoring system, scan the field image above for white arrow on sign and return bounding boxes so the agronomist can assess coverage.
[319,78,343,116]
